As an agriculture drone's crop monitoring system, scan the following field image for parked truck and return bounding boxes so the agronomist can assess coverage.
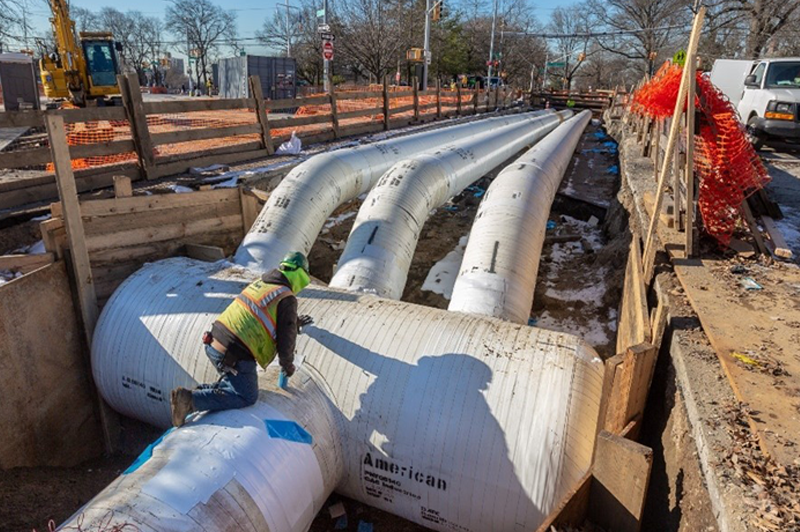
[710,57,800,150]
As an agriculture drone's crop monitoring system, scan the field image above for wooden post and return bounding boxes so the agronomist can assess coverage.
[486,86,492,112]
[113,175,133,198]
[473,89,479,114]
[685,58,697,258]
[643,6,705,279]
[249,75,274,155]
[45,114,115,453]
[604,343,658,435]
[329,73,340,138]
[456,83,462,115]
[118,74,155,180]
[412,76,420,122]
[436,79,442,119]
[383,75,391,131]
[673,137,684,230]
[494,84,500,110]
[589,431,653,532]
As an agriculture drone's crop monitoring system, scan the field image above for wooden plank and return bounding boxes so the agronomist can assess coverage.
[0,164,139,211]
[642,7,705,280]
[265,94,328,110]
[142,98,254,115]
[45,113,113,453]
[391,104,416,114]
[605,343,658,436]
[149,123,260,146]
[239,186,260,233]
[413,77,420,122]
[383,76,391,131]
[329,74,340,138]
[270,113,332,128]
[589,431,653,532]
[80,188,239,216]
[0,252,55,273]
[0,106,127,129]
[83,198,240,237]
[761,215,794,259]
[118,74,156,180]
[249,76,274,155]
[336,90,384,100]
[534,471,592,531]
[337,107,384,120]
[154,146,267,179]
[0,146,51,167]
[389,90,414,98]
[741,201,768,255]
[436,79,442,119]
[616,236,651,354]
[685,61,696,257]
[0,139,136,169]
[86,214,242,250]
[113,176,132,198]
[185,243,226,262]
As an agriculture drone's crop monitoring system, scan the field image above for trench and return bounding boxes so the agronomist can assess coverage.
[0,117,714,532]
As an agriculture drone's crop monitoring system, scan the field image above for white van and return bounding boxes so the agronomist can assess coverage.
[710,58,800,149]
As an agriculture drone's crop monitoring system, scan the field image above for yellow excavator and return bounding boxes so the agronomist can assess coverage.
[38,0,123,107]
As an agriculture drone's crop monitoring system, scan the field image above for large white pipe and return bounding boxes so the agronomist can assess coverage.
[328,110,571,299]
[449,111,592,323]
[65,257,605,532]
[234,110,556,272]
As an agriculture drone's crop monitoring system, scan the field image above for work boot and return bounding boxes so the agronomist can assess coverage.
[170,387,194,427]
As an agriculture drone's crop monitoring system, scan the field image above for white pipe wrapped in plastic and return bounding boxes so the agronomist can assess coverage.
[448,111,592,323]
[329,110,571,299]
[67,257,605,532]
[234,111,555,272]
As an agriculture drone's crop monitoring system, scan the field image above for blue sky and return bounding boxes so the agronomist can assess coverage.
[18,0,571,59]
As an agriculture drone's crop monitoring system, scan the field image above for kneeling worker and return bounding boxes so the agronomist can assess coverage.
[170,252,313,427]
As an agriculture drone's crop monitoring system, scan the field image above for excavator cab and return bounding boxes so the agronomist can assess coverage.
[80,34,120,94]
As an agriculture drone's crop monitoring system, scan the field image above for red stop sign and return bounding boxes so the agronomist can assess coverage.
[323,40,334,60]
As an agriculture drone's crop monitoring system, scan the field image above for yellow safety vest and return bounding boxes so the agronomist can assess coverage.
[217,281,293,368]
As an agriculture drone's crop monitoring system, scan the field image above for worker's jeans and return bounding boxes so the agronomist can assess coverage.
[191,345,259,413]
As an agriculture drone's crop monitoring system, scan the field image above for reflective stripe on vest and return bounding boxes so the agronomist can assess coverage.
[217,282,292,368]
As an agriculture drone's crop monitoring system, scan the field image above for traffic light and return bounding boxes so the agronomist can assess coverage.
[432,0,444,22]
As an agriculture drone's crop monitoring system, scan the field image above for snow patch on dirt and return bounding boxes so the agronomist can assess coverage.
[421,235,468,299]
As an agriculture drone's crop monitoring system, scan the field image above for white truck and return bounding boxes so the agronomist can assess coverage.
[709,58,800,150]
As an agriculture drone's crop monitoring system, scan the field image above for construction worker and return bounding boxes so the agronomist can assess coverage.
[170,252,313,427]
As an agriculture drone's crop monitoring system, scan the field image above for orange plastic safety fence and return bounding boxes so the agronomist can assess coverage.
[631,62,769,246]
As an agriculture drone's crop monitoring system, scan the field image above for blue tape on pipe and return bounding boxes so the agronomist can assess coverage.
[265,419,313,445]
[124,428,174,474]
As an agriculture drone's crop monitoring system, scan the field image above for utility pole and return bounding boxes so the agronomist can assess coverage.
[323,0,329,93]
[487,0,498,84]
[285,0,292,57]
[422,0,432,90]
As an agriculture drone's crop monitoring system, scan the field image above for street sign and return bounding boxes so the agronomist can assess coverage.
[546,61,566,68]
[323,40,334,61]
[320,32,335,42]
[316,8,325,17]
[317,24,331,33]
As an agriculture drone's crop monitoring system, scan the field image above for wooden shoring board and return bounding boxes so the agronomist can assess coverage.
[642,190,800,467]
[616,236,651,354]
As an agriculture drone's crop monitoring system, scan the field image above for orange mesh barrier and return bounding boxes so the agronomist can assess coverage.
[632,63,769,246]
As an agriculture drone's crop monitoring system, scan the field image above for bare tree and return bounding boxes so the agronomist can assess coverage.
[256,5,303,58]
[0,0,25,47]
[587,0,690,76]
[547,6,591,90]
[332,0,417,82]
[704,0,800,58]
[165,0,237,91]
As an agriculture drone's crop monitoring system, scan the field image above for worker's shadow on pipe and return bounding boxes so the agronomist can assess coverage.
[306,327,551,529]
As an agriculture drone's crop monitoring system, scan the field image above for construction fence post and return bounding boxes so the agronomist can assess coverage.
[413,76,420,122]
[436,78,442,119]
[383,75,391,131]
[685,57,697,258]
[118,74,155,180]
[329,73,340,138]
[473,89,479,114]
[456,83,462,116]
[45,113,117,454]
[249,75,274,155]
